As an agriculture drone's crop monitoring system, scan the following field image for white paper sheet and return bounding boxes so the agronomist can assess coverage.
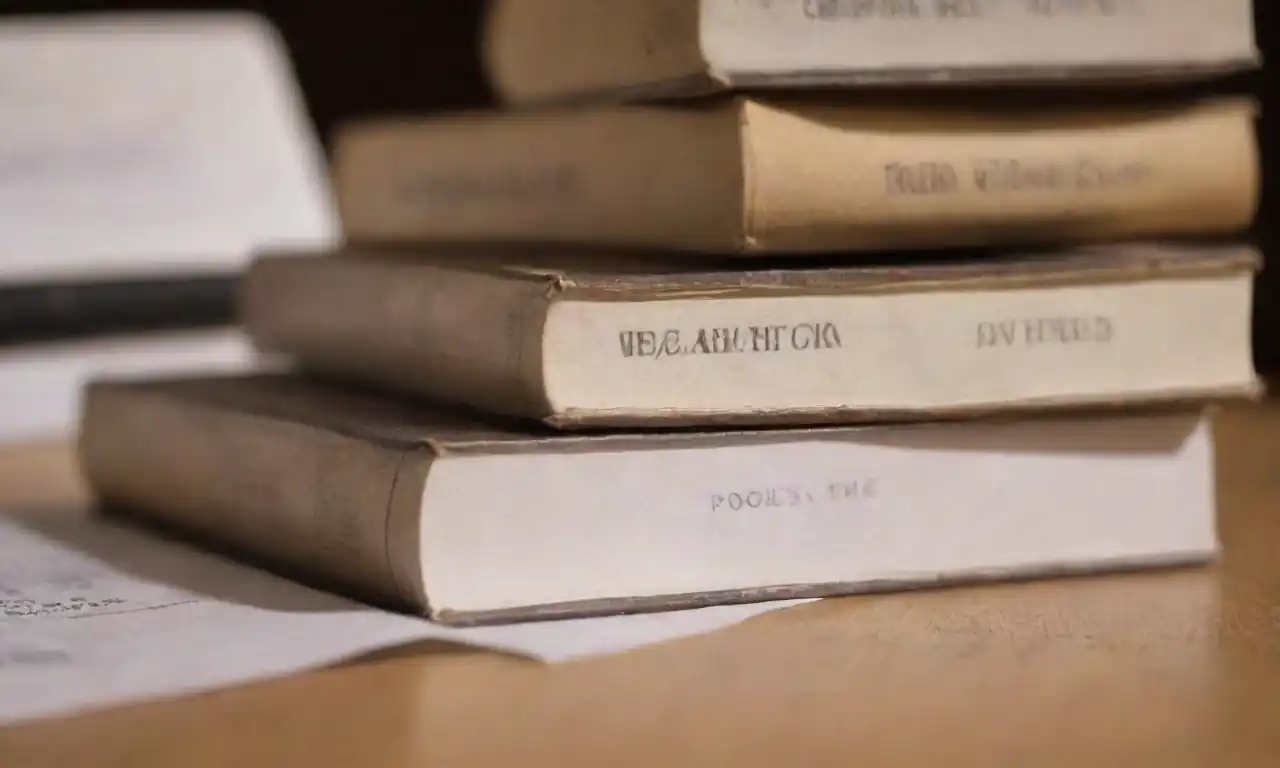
[0,514,810,726]
[0,12,339,280]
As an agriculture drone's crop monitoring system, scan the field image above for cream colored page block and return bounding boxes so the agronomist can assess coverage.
[542,275,1253,415]
[421,413,1212,612]
[742,99,1259,250]
[700,0,1257,78]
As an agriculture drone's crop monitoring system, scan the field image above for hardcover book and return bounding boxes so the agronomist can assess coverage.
[242,243,1261,429]
[333,97,1259,254]
[81,374,1219,625]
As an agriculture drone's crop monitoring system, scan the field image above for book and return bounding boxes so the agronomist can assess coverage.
[242,243,1261,429]
[80,374,1219,625]
[332,97,1259,254]
[482,0,1260,105]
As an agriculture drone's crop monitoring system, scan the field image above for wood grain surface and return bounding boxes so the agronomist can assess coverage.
[1,402,1278,767]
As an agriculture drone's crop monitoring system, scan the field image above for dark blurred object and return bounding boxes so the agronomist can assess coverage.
[0,275,239,347]
[1,1,1275,371]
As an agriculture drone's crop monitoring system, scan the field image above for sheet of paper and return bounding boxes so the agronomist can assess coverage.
[0,514,811,726]
[0,12,338,281]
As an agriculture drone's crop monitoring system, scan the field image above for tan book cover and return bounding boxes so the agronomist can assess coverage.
[81,374,1219,625]
[242,243,1262,429]
[483,0,1260,105]
[332,97,1259,254]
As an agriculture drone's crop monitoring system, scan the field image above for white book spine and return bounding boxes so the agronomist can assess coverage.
[542,271,1255,418]
[422,412,1215,615]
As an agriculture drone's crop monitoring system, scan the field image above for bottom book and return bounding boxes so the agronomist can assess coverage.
[79,375,1217,625]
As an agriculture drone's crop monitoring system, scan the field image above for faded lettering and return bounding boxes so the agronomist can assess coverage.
[977,316,1114,349]
[2,596,128,619]
[618,323,843,360]
[972,157,1154,193]
[804,0,924,19]
[886,156,1153,197]
[884,161,960,196]
[710,478,878,513]
[1026,0,1133,17]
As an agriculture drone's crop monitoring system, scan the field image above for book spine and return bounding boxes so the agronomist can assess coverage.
[78,385,429,611]
[740,98,1258,251]
[541,262,1259,426]
[421,410,1217,621]
[702,0,1259,84]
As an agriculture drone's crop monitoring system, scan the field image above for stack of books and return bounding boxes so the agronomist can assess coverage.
[79,0,1263,626]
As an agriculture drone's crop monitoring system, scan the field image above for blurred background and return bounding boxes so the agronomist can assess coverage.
[4,0,1275,367]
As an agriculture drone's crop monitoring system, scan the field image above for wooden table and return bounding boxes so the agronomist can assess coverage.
[1,402,1278,767]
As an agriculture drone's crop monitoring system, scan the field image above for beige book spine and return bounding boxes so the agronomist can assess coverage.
[78,383,432,612]
[241,256,555,419]
[542,261,1259,426]
[742,97,1259,250]
[333,98,1259,254]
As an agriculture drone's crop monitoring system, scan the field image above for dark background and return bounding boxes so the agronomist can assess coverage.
[4,1,1275,368]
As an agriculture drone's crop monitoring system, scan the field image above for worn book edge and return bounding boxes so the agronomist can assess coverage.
[432,554,1215,626]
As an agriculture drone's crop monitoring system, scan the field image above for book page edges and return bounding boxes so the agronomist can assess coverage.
[78,382,434,614]
[545,243,1261,299]
[429,553,1214,626]
[544,386,1262,431]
